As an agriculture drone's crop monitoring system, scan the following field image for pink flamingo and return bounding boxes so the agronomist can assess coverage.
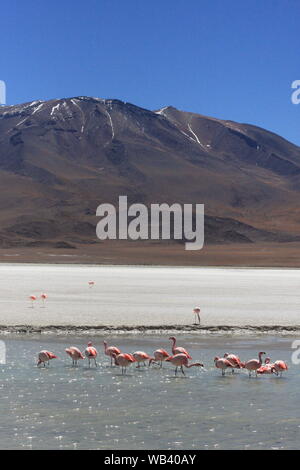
[149,348,170,367]
[223,353,244,372]
[40,293,48,307]
[88,281,95,288]
[37,350,57,367]
[244,351,266,377]
[214,357,236,375]
[169,336,192,359]
[166,353,203,375]
[132,351,151,367]
[85,342,98,367]
[257,357,274,374]
[112,352,136,374]
[29,295,37,308]
[193,307,201,325]
[103,341,121,366]
[272,360,288,377]
[65,347,84,366]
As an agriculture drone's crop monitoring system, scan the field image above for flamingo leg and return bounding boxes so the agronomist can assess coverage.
[175,367,178,376]
[181,365,185,375]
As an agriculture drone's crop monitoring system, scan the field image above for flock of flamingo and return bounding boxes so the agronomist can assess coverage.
[31,282,287,377]
[37,336,288,377]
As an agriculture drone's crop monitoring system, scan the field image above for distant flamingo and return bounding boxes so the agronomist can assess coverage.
[85,342,98,367]
[37,350,57,367]
[272,360,288,377]
[40,293,48,307]
[112,352,136,374]
[169,336,192,359]
[149,349,170,367]
[257,357,274,375]
[244,351,266,377]
[214,357,236,375]
[65,347,84,366]
[29,295,37,308]
[193,307,201,325]
[132,351,151,367]
[223,353,244,372]
[103,341,121,366]
[88,281,95,288]
[166,353,203,375]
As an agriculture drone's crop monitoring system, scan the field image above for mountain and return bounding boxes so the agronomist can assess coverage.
[0,96,300,265]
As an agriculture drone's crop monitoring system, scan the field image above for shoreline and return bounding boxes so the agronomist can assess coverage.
[1,260,300,270]
[1,324,300,336]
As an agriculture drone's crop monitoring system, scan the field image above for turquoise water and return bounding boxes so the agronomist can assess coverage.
[0,334,298,450]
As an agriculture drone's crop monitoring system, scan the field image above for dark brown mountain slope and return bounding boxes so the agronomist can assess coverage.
[0,97,300,263]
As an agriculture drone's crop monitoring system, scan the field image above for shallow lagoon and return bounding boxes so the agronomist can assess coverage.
[0,334,298,450]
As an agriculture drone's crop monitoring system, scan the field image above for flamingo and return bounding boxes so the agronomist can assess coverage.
[193,307,201,325]
[169,336,192,359]
[166,353,203,376]
[257,357,274,375]
[214,357,236,375]
[88,281,95,288]
[244,351,266,377]
[40,293,48,307]
[37,350,57,367]
[103,341,121,366]
[29,295,37,308]
[112,352,136,374]
[149,348,170,367]
[272,360,288,377]
[65,347,84,366]
[85,342,98,367]
[223,352,244,372]
[132,351,151,367]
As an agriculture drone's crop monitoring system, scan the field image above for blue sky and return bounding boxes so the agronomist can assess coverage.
[1,0,300,144]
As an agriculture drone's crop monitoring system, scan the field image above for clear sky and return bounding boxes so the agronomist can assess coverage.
[1,0,300,144]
